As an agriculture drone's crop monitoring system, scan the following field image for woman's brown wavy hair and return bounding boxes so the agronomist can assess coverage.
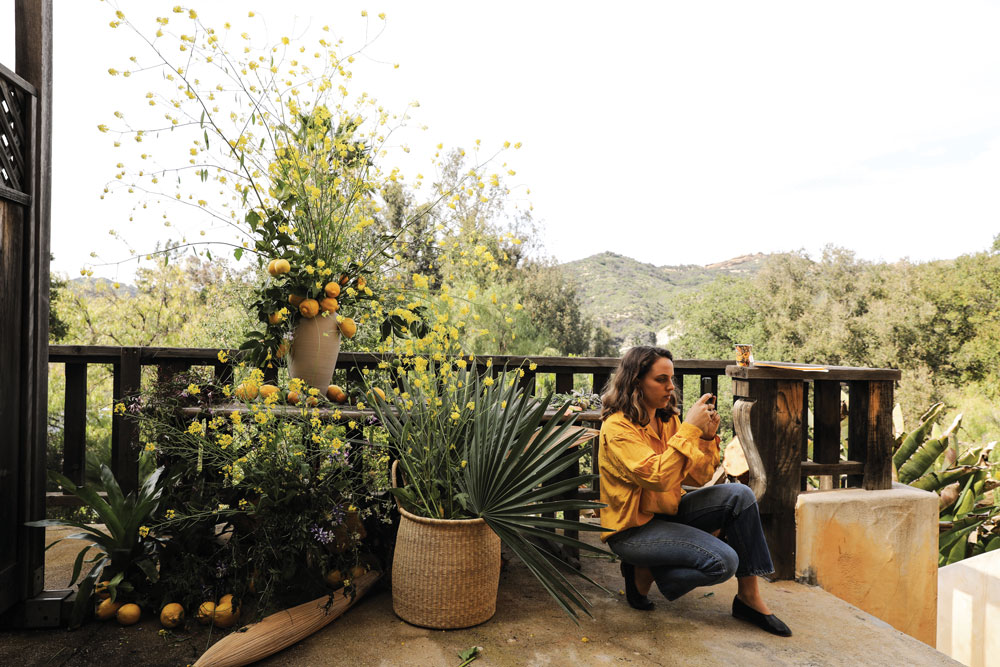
[601,346,679,426]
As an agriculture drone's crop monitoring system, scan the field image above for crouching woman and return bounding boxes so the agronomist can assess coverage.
[598,346,791,636]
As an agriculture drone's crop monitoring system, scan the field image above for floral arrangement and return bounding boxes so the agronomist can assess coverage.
[94,5,516,367]
[126,367,391,615]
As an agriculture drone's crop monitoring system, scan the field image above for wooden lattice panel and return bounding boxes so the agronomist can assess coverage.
[0,73,28,195]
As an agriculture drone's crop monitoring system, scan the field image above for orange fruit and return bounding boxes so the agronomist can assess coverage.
[276,341,289,359]
[268,311,284,325]
[319,297,339,313]
[288,293,305,307]
[324,282,341,298]
[286,390,300,405]
[234,383,259,400]
[259,384,279,399]
[271,259,290,275]
[350,564,367,578]
[96,598,121,621]
[325,569,343,587]
[338,317,357,339]
[159,602,184,629]
[305,395,319,407]
[94,580,112,600]
[266,259,277,276]
[212,600,240,628]
[370,387,386,402]
[326,385,347,403]
[356,276,367,290]
[339,273,350,286]
[196,601,216,625]
[116,603,141,626]
[299,299,320,319]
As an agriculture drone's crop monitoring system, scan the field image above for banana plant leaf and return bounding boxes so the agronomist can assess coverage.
[897,413,962,484]
[893,402,945,469]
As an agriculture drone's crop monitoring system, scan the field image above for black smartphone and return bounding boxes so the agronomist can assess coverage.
[701,377,716,407]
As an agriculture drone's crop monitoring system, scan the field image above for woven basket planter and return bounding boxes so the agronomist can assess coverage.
[392,505,501,629]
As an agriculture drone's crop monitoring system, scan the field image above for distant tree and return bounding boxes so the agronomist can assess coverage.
[48,254,70,343]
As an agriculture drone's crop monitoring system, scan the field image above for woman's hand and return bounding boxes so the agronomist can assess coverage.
[684,393,720,438]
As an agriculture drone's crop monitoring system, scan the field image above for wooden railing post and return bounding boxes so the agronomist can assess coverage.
[61,363,87,486]
[111,347,141,494]
[848,380,893,490]
[731,377,804,580]
[813,380,843,489]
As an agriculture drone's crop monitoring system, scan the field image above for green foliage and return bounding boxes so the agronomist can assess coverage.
[131,369,391,615]
[893,405,999,566]
[370,362,611,621]
[562,252,766,351]
[27,465,165,627]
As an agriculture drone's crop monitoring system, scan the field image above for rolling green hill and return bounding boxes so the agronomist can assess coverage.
[559,252,766,348]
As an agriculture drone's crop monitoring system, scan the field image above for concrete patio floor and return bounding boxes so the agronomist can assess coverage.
[0,526,958,666]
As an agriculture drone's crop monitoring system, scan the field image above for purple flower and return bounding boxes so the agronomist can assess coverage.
[309,523,335,545]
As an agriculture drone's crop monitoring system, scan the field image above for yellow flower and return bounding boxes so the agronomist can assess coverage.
[186,383,201,395]
[460,460,468,468]
[529,362,538,371]
[138,526,150,538]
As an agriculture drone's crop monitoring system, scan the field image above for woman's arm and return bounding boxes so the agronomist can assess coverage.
[605,421,711,492]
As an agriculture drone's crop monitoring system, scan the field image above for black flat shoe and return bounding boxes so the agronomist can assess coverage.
[732,595,792,637]
[620,561,654,611]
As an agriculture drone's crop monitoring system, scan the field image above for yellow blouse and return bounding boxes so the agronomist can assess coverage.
[598,411,720,541]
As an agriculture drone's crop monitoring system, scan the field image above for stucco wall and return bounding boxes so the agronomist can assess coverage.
[938,548,1000,666]
[795,483,939,645]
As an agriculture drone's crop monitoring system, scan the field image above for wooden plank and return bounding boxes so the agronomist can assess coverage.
[847,380,870,488]
[214,361,234,386]
[61,363,87,485]
[863,381,894,490]
[111,348,141,494]
[14,0,52,610]
[727,364,901,382]
[743,378,803,580]
[0,61,38,96]
[555,372,573,394]
[592,371,610,396]
[0,183,31,205]
[813,380,842,464]
[0,195,26,613]
[800,461,866,476]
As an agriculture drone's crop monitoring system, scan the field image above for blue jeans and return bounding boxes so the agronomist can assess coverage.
[607,484,774,601]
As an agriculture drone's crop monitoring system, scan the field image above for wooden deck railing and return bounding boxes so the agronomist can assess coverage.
[47,345,900,579]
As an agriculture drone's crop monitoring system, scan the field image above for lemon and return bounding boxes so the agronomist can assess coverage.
[196,600,216,625]
[326,385,347,403]
[338,317,357,339]
[324,281,341,298]
[159,602,184,629]
[95,597,121,621]
[94,580,112,600]
[259,384,280,399]
[116,603,141,626]
[298,298,320,319]
[213,600,240,628]
[234,383,259,400]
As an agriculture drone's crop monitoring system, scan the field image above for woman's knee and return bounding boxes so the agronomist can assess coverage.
[725,482,757,513]
[713,543,739,581]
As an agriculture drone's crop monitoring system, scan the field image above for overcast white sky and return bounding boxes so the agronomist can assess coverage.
[3,1,1000,280]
